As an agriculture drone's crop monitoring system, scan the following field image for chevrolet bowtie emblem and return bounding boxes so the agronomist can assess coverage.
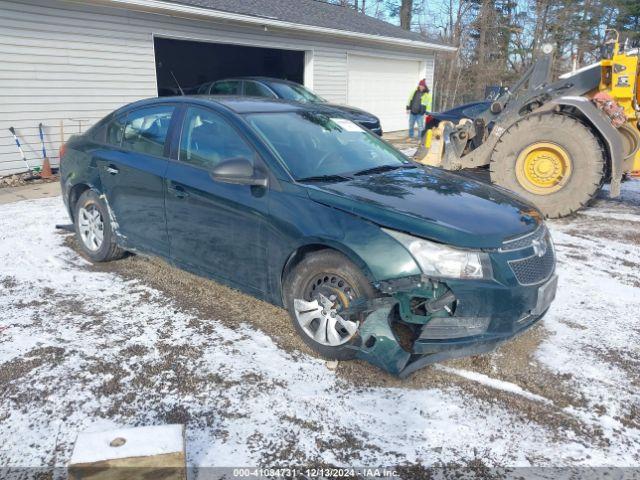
[532,238,547,257]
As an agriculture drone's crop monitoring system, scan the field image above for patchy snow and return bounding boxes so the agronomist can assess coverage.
[435,365,553,405]
[401,147,418,157]
[536,181,640,459]
[1,180,640,470]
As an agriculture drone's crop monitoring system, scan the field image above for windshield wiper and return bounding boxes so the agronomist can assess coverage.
[297,174,352,183]
[352,164,416,176]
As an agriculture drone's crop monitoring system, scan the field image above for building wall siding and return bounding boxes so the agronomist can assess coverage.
[0,0,436,175]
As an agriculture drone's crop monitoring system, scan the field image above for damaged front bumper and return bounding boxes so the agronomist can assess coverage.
[344,273,557,378]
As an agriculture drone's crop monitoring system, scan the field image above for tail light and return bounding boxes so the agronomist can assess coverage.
[59,143,67,159]
[425,115,433,124]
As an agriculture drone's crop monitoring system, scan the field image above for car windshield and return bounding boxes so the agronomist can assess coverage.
[245,111,411,180]
[268,83,325,104]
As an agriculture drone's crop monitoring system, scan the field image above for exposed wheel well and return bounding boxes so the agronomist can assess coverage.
[281,244,331,287]
[67,184,92,221]
[280,244,374,304]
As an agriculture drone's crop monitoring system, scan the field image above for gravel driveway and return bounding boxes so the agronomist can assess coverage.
[1,181,639,474]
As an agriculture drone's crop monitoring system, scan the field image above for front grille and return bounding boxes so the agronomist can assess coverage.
[508,239,555,285]
[501,225,546,251]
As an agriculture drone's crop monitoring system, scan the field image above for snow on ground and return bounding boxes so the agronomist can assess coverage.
[1,180,640,472]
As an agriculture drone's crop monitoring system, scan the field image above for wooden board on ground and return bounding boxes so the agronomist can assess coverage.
[68,424,186,480]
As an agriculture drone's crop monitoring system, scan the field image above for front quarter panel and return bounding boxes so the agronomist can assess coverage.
[267,182,420,304]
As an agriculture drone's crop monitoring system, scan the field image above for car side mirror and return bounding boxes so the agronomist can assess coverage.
[210,157,268,187]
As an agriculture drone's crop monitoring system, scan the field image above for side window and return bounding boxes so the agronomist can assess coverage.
[105,115,125,146]
[122,105,174,157]
[197,83,211,94]
[462,104,489,118]
[179,106,255,169]
[244,81,275,98]
[210,81,240,95]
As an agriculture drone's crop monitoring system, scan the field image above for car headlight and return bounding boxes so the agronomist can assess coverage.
[383,229,491,279]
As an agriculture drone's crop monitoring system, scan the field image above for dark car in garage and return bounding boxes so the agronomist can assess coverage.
[197,77,383,135]
[60,96,557,377]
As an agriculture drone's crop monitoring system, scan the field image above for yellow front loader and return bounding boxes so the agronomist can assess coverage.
[417,32,640,218]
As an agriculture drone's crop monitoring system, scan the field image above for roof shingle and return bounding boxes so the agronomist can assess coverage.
[166,0,446,46]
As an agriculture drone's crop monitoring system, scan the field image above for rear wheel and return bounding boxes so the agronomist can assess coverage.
[490,113,605,218]
[283,250,375,360]
[74,190,125,262]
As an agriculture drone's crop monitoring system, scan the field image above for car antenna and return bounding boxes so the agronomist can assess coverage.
[170,70,185,96]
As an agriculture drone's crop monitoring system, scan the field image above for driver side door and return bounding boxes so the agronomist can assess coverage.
[164,105,270,294]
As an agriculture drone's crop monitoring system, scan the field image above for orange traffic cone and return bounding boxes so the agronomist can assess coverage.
[40,157,53,179]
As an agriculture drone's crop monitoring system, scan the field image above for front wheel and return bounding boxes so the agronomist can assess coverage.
[490,113,605,218]
[283,250,375,360]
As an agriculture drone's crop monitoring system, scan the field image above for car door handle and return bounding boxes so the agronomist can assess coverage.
[105,165,119,175]
[168,184,190,199]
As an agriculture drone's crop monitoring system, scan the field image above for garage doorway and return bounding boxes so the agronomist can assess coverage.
[154,37,305,96]
[348,54,422,132]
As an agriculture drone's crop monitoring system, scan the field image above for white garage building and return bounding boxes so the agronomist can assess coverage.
[0,0,454,175]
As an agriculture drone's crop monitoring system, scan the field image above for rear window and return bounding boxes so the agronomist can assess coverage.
[122,105,175,157]
[210,81,241,95]
[244,81,275,98]
[462,103,490,118]
[268,82,324,103]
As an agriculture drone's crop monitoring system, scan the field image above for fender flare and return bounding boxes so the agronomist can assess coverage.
[536,96,624,197]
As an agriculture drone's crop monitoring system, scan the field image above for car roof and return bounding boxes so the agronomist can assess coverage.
[117,95,314,115]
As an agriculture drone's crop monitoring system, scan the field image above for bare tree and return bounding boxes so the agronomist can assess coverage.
[400,0,413,29]
[357,0,634,108]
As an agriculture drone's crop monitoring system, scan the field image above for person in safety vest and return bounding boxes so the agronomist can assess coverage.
[406,79,432,140]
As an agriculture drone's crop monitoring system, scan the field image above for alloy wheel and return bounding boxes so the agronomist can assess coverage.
[78,205,104,251]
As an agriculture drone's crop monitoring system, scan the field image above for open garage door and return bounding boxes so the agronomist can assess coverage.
[347,54,422,132]
[154,37,305,96]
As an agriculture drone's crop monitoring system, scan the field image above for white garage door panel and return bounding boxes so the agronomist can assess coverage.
[348,54,421,132]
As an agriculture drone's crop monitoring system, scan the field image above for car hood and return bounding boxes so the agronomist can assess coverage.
[305,167,542,249]
[314,102,379,123]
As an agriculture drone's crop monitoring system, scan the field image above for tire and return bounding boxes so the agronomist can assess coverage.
[490,113,605,218]
[73,190,125,262]
[283,250,376,360]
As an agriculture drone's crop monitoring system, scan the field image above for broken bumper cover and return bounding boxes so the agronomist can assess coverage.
[346,274,557,378]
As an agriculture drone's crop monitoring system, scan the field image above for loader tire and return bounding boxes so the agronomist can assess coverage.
[490,113,605,218]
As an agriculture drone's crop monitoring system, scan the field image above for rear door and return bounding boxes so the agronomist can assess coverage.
[164,104,270,294]
[97,104,176,256]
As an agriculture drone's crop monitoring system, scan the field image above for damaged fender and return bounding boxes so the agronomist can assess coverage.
[344,274,550,378]
[345,298,411,376]
[343,276,455,378]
